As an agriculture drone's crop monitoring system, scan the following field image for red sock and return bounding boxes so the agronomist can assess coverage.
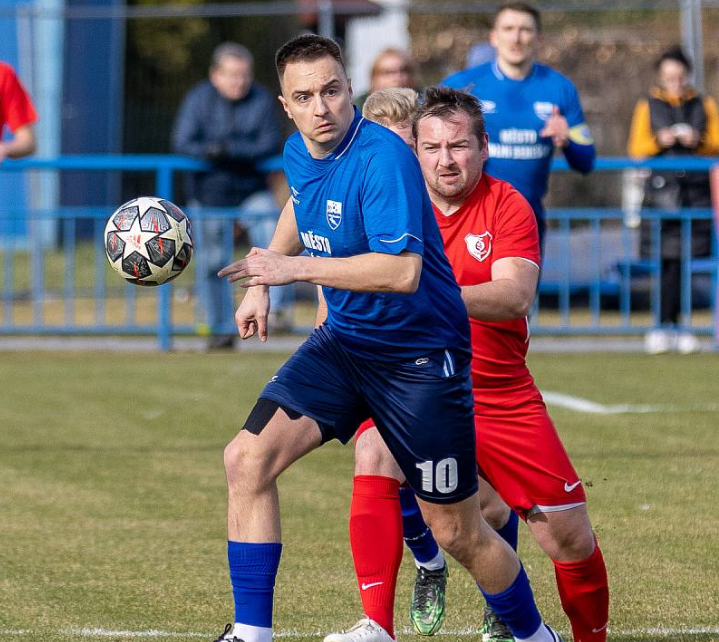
[349,475,402,639]
[553,540,609,642]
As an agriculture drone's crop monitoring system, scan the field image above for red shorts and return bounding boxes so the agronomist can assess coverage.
[355,399,585,519]
[475,397,585,519]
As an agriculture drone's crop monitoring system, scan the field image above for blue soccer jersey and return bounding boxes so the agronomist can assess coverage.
[283,109,470,360]
[443,61,595,222]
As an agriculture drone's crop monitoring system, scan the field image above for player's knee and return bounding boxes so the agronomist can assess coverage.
[531,507,596,561]
[427,512,481,562]
[481,498,511,530]
[354,429,401,477]
[223,433,271,492]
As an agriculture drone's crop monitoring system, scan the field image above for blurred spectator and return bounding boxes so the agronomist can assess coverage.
[355,48,417,110]
[443,2,595,251]
[172,43,286,350]
[628,46,719,355]
[0,61,37,164]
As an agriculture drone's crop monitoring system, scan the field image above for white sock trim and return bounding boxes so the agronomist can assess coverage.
[415,549,445,571]
[231,623,273,642]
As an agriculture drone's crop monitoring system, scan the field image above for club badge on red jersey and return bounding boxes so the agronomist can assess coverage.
[464,232,492,262]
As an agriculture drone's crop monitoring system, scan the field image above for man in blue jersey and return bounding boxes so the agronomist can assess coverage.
[213,34,562,642]
[444,1,595,248]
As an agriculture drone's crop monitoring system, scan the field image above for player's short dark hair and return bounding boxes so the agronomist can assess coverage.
[412,86,486,143]
[493,2,542,33]
[275,34,346,82]
[656,46,692,72]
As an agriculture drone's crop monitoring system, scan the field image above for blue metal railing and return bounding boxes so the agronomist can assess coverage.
[1,154,717,349]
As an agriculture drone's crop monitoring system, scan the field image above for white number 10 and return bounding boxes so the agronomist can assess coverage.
[416,458,459,494]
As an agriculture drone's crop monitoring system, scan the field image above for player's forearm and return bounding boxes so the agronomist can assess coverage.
[462,279,535,322]
[1,126,36,159]
[292,252,422,293]
[564,139,595,174]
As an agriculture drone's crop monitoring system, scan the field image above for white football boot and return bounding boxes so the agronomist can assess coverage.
[324,618,395,642]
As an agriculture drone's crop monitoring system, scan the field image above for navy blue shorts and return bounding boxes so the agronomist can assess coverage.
[257,324,478,504]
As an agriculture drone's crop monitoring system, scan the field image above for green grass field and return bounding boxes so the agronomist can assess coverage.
[1,350,717,642]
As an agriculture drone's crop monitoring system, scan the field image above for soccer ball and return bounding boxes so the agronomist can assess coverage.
[104,197,193,286]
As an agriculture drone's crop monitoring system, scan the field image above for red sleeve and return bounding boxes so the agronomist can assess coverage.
[0,63,38,132]
[490,182,541,268]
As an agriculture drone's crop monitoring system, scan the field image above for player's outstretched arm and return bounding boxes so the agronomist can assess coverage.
[462,257,539,322]
[221,250,422,294]
[0,124,36,164]
[221,198,304,341]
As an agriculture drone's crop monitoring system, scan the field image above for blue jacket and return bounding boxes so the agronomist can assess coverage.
[172,80,282,206]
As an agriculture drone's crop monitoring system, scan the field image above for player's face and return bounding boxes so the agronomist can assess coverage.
[210,55,253,101]
[490,9,539,70]
[279,55,355,158]
[388,120,414,145]
[658,59,690,97]
[415,112,488,206]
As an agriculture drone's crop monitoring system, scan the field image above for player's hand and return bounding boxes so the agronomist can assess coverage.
[656,127,676,148]
[234,285,270,341]
[218,247,297,287]
[0,143,8,165]
[539,106,569,148]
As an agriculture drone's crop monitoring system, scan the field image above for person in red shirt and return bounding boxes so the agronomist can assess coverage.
[0,61,37,164]
[325,87,608,642]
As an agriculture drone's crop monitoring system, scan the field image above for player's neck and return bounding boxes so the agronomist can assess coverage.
[303,134,344,159]
[431,196,463,217]
[497,57,534,80]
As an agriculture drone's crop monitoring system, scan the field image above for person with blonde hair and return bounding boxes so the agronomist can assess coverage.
[362,87,418,145]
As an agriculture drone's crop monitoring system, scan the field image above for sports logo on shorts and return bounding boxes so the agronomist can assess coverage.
[326,200,343,230]
[465,232,492,262]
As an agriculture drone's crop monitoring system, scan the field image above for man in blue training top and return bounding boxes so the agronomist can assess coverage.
[444,1,595,248]
[213,34,562,642]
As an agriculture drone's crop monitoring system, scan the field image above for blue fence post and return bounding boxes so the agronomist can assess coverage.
[155,163,174,352]
[710,165,719,349]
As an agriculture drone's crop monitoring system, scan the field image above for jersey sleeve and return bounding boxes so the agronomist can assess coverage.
[0,65,37,132]
[491,187,541,268]
[361,140,425,256]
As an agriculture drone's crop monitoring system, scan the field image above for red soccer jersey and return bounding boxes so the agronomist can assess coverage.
[434,173,541,408]
[0,62,37,133]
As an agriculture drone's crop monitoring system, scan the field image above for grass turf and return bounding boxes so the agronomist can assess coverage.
[0,351,717,642]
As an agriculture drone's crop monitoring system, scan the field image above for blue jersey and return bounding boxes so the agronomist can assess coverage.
[283,109,470,361]
[443,61,594,221]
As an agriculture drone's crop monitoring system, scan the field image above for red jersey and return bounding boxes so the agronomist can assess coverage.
[0,62,37,132]
[434,173,541,408]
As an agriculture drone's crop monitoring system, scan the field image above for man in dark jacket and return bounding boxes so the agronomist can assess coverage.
[173,43,284,349]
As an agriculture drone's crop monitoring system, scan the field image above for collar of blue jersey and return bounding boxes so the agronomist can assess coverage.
[322,107,364,161]
[491,59,537,82]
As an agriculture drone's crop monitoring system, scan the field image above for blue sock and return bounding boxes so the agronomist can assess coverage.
[495,510,519,551]
[479,565,542,639]
[399,486,440,564]
[228,541,282,627]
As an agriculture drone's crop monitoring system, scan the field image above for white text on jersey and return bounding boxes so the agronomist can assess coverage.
[300,230,332,255]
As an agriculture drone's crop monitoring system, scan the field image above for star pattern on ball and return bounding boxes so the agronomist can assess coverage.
[115,212,160,261]
[163,214,192,248]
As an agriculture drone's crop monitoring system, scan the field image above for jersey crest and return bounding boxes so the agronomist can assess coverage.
[465,232,492,262]
[326,200,343,230]
[533,101,554,120]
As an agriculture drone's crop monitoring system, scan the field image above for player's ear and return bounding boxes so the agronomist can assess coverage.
[489,29,498,49]
[480,132,489,161]
[347,77,353,99]
[278,95,294,121]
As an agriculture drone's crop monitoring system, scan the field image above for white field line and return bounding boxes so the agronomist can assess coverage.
[542,391,719,415]
[2,626,719,639]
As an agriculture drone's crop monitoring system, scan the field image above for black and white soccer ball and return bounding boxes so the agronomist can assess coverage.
[104,197,193,286]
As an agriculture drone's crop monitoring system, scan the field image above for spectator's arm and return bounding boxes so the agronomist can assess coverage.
[627,99,661,159]
[698,96,719,156]
[171,91,208,158]
[0,123,36,163]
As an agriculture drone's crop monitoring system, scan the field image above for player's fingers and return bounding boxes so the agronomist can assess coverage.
[256,313,268,342]
[239,319,257,340]
[217,261,244,278]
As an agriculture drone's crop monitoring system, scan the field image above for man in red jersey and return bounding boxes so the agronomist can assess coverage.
[0,61,37,164]
[325,86,608,642]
